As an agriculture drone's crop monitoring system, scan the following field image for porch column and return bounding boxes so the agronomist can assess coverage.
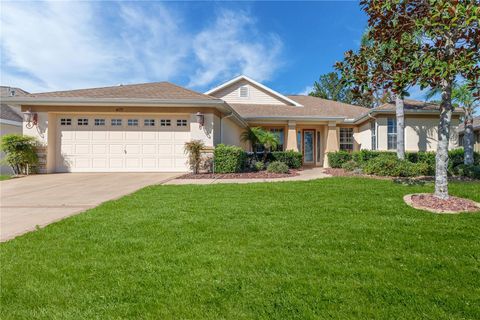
[46,113,57,173]
[323,122,339,168]
[285,121,298,151]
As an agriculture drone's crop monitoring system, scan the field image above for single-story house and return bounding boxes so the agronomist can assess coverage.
[458,116,480,152]
[0,86,29,174]
[2,75,462,173]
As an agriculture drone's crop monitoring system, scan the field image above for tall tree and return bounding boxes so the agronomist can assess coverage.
[427,81,480,164]
[309,72,354,104]
[360,0,480,199]
[336,28,418,160]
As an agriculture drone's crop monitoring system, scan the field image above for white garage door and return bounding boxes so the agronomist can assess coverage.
[56,115,191,172]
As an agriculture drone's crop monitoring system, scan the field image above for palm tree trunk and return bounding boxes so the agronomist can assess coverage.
[435,80,453,199]
[463,108,474,165]
[396,95,405,160]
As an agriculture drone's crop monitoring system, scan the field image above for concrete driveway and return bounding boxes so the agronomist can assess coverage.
[0,172,180,242]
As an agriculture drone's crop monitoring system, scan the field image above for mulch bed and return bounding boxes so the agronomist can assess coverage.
[177,170,300,179]
[404,193,480,214]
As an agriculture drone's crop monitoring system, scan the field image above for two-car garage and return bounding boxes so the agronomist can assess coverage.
[56,115,191,172]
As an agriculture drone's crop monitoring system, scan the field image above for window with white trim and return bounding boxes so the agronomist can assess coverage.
[270,128,284,151]
[144,119,155,126]
[176,119,187,127]
[239,86,249,98]
[127,119,138,126]
[160,119,171,127]
[94,119,105,126]
[371,121,377,150]
[60,118,71,126]
[387,118,397,150]
[111,119,122,126]
[77,118,88,126]
[340,128,354,151]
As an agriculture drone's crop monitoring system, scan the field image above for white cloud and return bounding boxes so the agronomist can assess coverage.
[189,10,283,88]
[298,85,313,95]
[0,3,284,93]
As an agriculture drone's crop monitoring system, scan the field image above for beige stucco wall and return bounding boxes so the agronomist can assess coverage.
[0,122,22,174]
[210,79,289,105]
[355,121,372,150]
[376,115,460,152]
[220,116,246,148]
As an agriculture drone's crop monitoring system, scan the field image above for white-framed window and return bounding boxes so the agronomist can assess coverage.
[239,85,249,98]
[111,119,122,126]
[387,118,397,150]
[270,128,284,151]
[371,121,377,150]
[127,119,138,126]
[60,118,71,126]
[94,119,105,126]
[160,119,171,127]
[340,128,354,151]
[77,118,88,126]
[144,119,155,126]
[176,119,187,127]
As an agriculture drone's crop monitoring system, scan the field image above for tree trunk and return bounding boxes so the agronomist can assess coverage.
[435,80,453,199]
[396,95,405,160]
[463,109,474,165]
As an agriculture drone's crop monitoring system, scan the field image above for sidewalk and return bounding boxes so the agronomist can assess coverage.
[164,167,331,185]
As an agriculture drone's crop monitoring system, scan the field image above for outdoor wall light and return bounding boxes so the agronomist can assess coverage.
[22,109,38,129]
[196,112,205,128]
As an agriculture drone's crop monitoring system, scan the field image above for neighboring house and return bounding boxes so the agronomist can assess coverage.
[458,116,480,152]
[2,75,462,173]
[0,86,29,174]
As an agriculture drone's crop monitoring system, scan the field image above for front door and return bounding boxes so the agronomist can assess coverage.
[303,130,315,165]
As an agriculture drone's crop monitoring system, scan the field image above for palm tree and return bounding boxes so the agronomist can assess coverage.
[426,82,478,165]
[240,127,263,152]
[257,131,280,162]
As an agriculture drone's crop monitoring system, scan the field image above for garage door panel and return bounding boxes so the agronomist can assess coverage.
[57,115,190,172]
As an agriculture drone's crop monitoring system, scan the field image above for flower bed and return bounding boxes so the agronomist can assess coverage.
[404,193,480,214]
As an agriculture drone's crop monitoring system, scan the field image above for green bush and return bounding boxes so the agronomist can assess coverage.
[0,134,39,175]
[352,150,395,164]
[452,164,480,179]
[362,155,429,177]
[327,151,352,168]
[254,161,265,171]
[271,150,303,169]
[341,160,358,172]
[267,161,289,174]
[214,144,246,173]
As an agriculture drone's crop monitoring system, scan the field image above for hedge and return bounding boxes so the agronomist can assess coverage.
[271,151,303,169]
[362,156,430,177]
[267,161,289,173]
[214,144,246,173]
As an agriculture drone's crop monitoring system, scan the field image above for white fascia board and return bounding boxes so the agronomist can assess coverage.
[0,118,22,126]
[205,75,303,107]
[244,116,344,122]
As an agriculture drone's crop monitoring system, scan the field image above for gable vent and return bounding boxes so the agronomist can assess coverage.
[239,86,249,98]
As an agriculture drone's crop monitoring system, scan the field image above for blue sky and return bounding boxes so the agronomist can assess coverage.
[2,1,404,98]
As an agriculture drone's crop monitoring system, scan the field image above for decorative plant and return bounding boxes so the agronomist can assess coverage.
[0,134,39,175]
[240,127,264,155]
[257,131,280,162]
[184,140,205,174]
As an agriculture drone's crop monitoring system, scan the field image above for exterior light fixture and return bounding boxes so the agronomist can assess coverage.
[196,112,205,128]
[22,109,38,129]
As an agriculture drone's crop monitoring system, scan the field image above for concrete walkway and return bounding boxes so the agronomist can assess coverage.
[0,172,180,242]
[165,167,331,185]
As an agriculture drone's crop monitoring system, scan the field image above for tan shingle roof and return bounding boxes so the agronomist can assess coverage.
[27,82,216,100]
[375,99,461,112]
[0,86,30,97]
[0,104,22,122]
[458,116,480,132]
[229,95,369,119]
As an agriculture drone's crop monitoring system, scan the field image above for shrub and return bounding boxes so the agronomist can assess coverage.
[341,160,358,171]
[271,150,303,169]
[267,161,289,174]
[327,151,352,168]
[184,140,205,174]
[254,161,265,171]
[214,144,246,173]
[0,134,39,175]
[452,164,480,179]
[362,155,429,177]
[352,150,395,164]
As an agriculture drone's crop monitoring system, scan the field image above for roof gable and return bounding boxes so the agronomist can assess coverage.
[205,75,303,107]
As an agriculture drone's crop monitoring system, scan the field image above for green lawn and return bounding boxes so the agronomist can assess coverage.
[1,178,479,319]
[0,175,11,181]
